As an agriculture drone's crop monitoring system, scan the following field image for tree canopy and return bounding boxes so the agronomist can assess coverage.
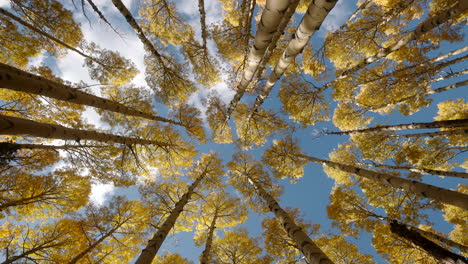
[0,0,467,263]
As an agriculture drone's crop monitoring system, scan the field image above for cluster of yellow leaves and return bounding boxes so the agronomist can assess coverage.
[84,42,139,86]
[234,104,287,150]
[205,96,232,143]
[333,103,372,130]
[212,228,273,264]
[262,136,307,182]
[279,74,330,125]
[443,184,468,254]
[139,0,191,46]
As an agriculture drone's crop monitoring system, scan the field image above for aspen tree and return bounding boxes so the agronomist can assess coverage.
[225,0,290,119]
[248,0,338,116]
[325,118,468,135]
[0,114,176,148]
[264,137,468,209]
[135,153,224,264]
[210,228,273,264]
[228,152,333,264]
[224,0,291,122]
[390,220,467,264]
[111,0,195,104]
[196,192,248,264]
[0,63,181,126]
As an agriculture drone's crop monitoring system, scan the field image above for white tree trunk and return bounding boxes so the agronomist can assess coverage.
[247,177,333,264]
[0,63,181,126]
[355,162,468,179]
[251,0,338,114]
[369,78,467,112]
[135,173,206,264]
[110,0,165,65]
[199,214,217,264]
[300,155,468,210]
[394,128,468,138]
[326,119,468,135]
[254,0,300,80]
[341,0,468,77]
[224,0,291,122]
[0,114,174,147]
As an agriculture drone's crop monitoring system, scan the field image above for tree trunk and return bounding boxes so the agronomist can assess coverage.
[85,0,121,36]
[0,63,181,126]
[315,0,468,95]
[341,0,468,76]
[358,51,467,87]
[199,214,218,264]
[224,0,291,122]
[389,220,467,264]
[299,154,468,210]
[110,0,165,66]
[355,162,468,179]
[0,142,103,151]
[135,172,206,264]
[393,128,468,138]
[368,78,467,112]
[410,226,468,255]
[246,176,333,264]
[250,0,338,116]
[254,0,300,81]
[325,119,468,135]
[1,241,65,264]
[0,8,105,68]
[198,0,208,57]
[0,114,174,148]
[68,223,124,264]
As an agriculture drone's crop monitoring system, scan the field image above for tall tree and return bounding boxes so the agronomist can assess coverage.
[135,153,224,264]
[0,62,181,126]
[228,152,333,264]
[195,192,248,264]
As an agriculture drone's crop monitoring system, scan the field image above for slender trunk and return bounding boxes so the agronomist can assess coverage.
[1,241,64,264]
[299,154,468,210]
[67,223,123,264]
[0,114,174,148]
[0,63,182,126]
[224,0,291,123]
[0,192,49,211]
[432,46,468,62]
[314,0,468,95]
[409,225,468,254]
[246,176,333,264]
[389,220,467,264]
[393,128,468,138]
[0,8,106,68]
[250,0,338,116]
[135,172,206,264]
[355,162,468,179]
[110,0,165,66]
[358,52,467,87]
[0,142,103,151]
[368,78,467,112]
[341,0,468,77]
[85,0,121,36]
[198,0,208,57]
[326,119,468,135]
[199,214,218,264]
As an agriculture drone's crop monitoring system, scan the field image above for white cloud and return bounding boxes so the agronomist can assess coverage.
[0,0,10,8]
[89,182,115,206]
[27,51,47,68]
